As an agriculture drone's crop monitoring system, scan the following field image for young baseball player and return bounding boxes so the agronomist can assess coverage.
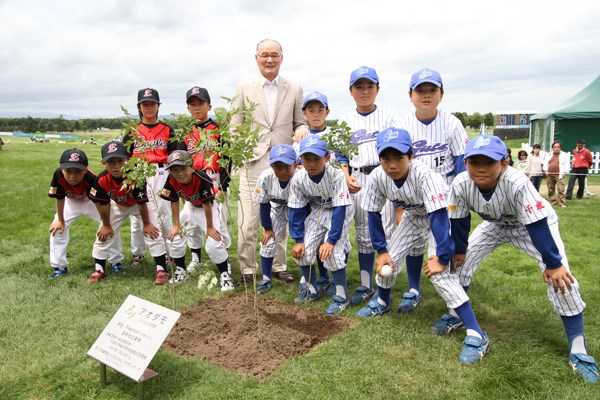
[395,68,469,316]
[160,150,234,291]
[445,135,597,380]
[253,144,298,295]
[48,148,124,279]
[122,88,186,270]
[288,137,354,314]
[89,141,179,285]
[337,66,400,306]
[182,86,232,273]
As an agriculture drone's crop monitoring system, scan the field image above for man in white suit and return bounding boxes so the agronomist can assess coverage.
[232,38,309,285]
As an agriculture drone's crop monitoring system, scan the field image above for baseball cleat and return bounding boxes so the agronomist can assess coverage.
[111,263,127,276]
[355,298,391,318]
[397,292,422,313]
[220,272,235,292]
[431,313,464,335]
[154,270,169,285]
[168,267,189,285]
[87,270,106,285]
[326,295,349,314]
[186,260,203,274]
[349,286,375,305]
[48,268,68,280]
[294,283,318,303]
[131,255,144,267]
[316,277,332,298]
[459,332,490,364]
[569,353,599,384]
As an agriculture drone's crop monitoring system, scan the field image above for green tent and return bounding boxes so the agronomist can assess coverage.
[530,75,600,152]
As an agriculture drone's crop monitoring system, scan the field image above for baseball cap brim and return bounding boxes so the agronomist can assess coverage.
[270,155,296,165]
[299,148,327,157]
[59,162,87,170]
[166,160,192,169]
[377,142,411,156]
[411,79,442,89]
[101,153,129,163]
[137,98,160,105]
[463,149,506,160]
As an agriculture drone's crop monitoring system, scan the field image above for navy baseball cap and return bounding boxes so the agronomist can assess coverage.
[349,66,379,86]
[377,128,413,155]
[186,86,211,104]
[101,141,129,162]
[59,148,88,170]
[464,135,507,161]
[137,88,161,104]
[166,150,193,169]
[410,68,443,89]
[299,136,328,157]
[302,91,328,109]
[269,144,297,165]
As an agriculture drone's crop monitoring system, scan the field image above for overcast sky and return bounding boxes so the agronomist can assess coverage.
[1,0,599,120]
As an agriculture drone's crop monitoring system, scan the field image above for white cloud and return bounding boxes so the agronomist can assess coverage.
[1,0,599,119]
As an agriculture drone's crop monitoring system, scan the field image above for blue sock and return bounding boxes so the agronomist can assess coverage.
[406,254,424,293]
[454,302,483,337]
[317,258,329,281]
[332,269,348,299]
[358,252,375,288]
[261,256,274,280]
[300,265,310,283]
[377,287,392,307]
[561,313,585,351]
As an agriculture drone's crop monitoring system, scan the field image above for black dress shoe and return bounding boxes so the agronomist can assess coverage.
[272,271,295,283]
[237,273,254,285]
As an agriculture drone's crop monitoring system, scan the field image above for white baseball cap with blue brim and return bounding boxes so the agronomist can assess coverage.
[302,91,329,109]
[269,144,297,165]
[376,127,413,155]
[410,68,443,89]
[349,66,379,86]
[464,135,507,161]
[299,136,328,157]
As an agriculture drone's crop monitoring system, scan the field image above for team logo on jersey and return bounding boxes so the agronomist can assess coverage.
[161,188,171,197]
[419,69,433,79]
[413,140,448,156]
[69,153,80,162]
[351,129,378,144]
[448,204,457,211]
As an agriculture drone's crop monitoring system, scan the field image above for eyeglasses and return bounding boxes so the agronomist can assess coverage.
[257,53,282,59]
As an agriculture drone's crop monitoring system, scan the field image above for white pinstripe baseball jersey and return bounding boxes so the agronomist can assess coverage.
[398,109,468,179]
[253,168,291,205]
[363,160,448,216]
[338,106,400,168]
[448,167,552,225]
[292,128,336,162]
[288,165,352,210]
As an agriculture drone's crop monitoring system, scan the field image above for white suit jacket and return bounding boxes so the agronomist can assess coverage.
[231,75,307,161]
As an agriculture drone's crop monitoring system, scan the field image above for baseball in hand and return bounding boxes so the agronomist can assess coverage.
[380,264,393,277]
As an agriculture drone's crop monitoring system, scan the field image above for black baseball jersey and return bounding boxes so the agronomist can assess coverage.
[160,170,215,207]
[48,168,96,200]
[89,170,148,206]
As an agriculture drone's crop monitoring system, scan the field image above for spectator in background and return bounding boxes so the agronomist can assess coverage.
[543,141,570,208]
[566,139,593,200]
[526,144,544,191]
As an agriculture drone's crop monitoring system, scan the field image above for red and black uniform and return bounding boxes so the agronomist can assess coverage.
[160,170,215,207]
[49,168,95,200]
[183,118,231,192]
[123,121,183,164]
[89,171,148,207]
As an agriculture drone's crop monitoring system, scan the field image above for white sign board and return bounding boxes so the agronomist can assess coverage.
[87,295,180,382]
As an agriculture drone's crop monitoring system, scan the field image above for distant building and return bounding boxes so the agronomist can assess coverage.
[493,111,537,140]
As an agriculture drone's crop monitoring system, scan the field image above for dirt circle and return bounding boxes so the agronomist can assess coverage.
[163,294,353,379]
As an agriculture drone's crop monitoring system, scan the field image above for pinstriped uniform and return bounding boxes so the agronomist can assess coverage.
[449,168,586,316]
[253,168,291,258]
[339,106,400,252]
[288,165,354,271]
[363,161,468,307]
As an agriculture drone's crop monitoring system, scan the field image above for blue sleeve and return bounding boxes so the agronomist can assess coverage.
[525,218,563,269]
[428,208,454,266]
[450,215,471,254]
[336,152,349,166]
[326,206,346,245]
[368,211,388,253]
[453,155,466,176]
[289,206,309,243]
[259,202,273,231]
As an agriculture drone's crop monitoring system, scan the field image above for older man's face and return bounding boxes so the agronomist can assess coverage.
[256,40,283,81]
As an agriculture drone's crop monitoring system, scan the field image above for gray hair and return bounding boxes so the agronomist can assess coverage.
[256,38,283,54]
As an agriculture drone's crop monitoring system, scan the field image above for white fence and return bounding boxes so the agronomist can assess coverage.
[520,144,600,175]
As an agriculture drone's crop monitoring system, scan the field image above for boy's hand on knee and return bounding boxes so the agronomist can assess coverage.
[168,226,182,241]
[451,254,466,272]
[49,220,65,236]
[261,230,275,245]
[319,242,334,261]
[291,243,305,258]
[97,225,113,242]
[424,255,447,278]
[143,223,160,240]
[543,265,574,293]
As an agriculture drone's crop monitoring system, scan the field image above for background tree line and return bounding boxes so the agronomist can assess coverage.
[0,112,496,134]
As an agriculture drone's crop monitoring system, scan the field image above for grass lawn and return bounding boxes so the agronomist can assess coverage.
[1,135,599,399]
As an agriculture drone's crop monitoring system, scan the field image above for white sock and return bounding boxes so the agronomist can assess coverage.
[308,283,317,294]
[191,253,199,263]
[335,285,346,299]
[95,264,104,273]
[466,329,482,339]
[261,276,271,282]
[409,288,420,296]
[377,297,387,307]
[571,335,587,355]
[449,308,459,318]
[156,265,165,272]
